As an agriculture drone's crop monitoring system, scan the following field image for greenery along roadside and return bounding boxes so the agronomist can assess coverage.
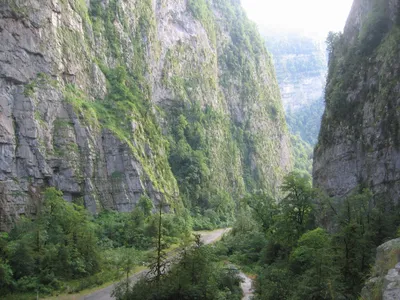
[0,188,192,298]
[216,172,400,300]
[113,234,243,300]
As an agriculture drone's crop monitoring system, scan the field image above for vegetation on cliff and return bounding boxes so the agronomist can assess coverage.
[318,2,400,149]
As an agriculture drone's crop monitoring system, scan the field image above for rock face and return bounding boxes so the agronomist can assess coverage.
[262,31,326,117]
[313,0,400,199]
[261,31,327,174]
[361,238,400,300]
[263,33,326,146]
[0,0,291,229]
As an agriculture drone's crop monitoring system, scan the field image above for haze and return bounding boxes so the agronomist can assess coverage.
[241,0,354,37]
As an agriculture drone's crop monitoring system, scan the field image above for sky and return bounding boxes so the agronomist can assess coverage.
[240,0,354,38]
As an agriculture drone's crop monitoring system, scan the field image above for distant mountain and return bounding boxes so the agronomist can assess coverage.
[262,30,327,146]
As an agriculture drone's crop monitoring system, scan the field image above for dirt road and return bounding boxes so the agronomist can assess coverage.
[80,228,231,300]
[239,271,254,300]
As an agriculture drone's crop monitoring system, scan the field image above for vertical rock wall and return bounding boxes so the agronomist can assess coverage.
[0,0,291,229]
[313,0,400,199]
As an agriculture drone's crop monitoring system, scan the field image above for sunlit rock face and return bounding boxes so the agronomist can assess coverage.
[0,0,291,229]
[313,0,400,200]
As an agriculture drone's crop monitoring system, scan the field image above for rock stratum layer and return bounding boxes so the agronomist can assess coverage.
[313,0,400,199]
[0,0,291,229]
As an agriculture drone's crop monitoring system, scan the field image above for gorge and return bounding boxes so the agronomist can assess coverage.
[1,0,400,299]
[0,0,290,231]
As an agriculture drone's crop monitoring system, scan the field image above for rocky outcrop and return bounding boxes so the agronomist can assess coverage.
[313,0,400,199]
[362,238,400,300]
[0,0,291,229]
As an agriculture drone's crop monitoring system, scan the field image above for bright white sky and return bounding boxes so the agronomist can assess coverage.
[240,0,354,37]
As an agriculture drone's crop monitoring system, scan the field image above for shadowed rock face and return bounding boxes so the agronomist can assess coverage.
[0,0,291,229]
[362,238,400,300]
[313,0,400,200]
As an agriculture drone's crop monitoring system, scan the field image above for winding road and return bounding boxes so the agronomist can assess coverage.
[80,228,231,300]
[239,272,254,300]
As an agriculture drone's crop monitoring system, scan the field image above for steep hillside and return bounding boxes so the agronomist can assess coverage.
[0,0,291,229]
[263,31,327,146]
[260,31,326,174]
[313,0,400,198]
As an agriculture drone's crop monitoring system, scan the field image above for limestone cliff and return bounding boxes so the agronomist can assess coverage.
[313,0,400,198]
[0,0,291,229]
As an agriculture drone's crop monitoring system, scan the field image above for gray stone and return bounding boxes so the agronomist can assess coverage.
[0,0,291,230]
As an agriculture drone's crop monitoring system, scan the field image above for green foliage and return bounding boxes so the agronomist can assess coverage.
[187,0,216,45]
[23,72,58,97]
[290,134,313,175]
[286,98,324,146]
[326,31,341,56]
[1,188,192,297]
[244,192,278,233]
[358,0,389,55]
[218,173,400,300]
[289,228,338,300]
[95,209,152,249]
[138,195,153,218]
[0,233,13,294]
[273,172,315,249]
[64,65,179,205]
[114,240,243,300]
[326,189,399,296]
[167,103,236,229]
[1,188,100,295]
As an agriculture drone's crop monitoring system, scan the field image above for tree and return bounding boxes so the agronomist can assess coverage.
[331,189,376,296]
[326,31,341,56]
[280,172,315,238]
[138,195,153,218]
[6,188,100,294]
[245,192,278,233]
[0,233,13,294]
[268,172,315,255]
[147,200,168,285]
[290,228,339,300]
[115,235,242,300]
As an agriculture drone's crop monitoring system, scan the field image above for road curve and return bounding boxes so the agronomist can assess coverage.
[80,228,231,300]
